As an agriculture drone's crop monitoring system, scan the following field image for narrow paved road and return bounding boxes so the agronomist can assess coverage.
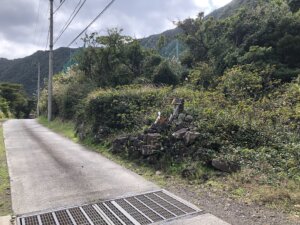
[4,119,158,215]
[4,119,230,225]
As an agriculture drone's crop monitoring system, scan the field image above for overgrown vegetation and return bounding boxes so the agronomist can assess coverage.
[0,83,34,119]
[0,122,11,216]
[39,0,300,216]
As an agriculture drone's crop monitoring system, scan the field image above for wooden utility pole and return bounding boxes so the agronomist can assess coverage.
[37,62,40,117]
[176,39,179,60]
[48,0,54,121]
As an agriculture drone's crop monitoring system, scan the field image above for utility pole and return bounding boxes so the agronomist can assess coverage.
[37,62,41,117]
[48,0,54,121]
[176,39,179,60]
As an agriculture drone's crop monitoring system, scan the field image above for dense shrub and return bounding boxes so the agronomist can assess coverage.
[0,83,32,118]
[219,66,263,101]
[188,62,216,89]
[39,68,95,120]
[153,61,179,85]
[76,85,171,138]
[0,97,10,118]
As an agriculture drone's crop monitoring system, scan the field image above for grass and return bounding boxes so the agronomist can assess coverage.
[209,168,300,218]
[0,121,11,216]
[38,116,78,142]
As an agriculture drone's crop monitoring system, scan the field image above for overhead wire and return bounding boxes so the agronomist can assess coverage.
[41,2,50,51]
[34,0,50,50]
[41,1,51,51]
[45,28,50,51]
[53,0,87,45]
[53,0,66,14]
[67,0,116,47]
[34,0,42,46]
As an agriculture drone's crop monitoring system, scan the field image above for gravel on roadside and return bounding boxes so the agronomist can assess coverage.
[164,177,300,225]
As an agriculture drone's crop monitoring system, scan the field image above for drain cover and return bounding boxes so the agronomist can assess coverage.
[17,190,201,225]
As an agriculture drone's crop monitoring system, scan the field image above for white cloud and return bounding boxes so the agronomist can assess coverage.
[0,38,37,59]
[0,0,232,59]
[193,0,232,13]
[213,0,232,7]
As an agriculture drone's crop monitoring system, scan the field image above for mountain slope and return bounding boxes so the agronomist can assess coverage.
[139,28,184,58]
[209,0,259,19]
[0,48,77,95]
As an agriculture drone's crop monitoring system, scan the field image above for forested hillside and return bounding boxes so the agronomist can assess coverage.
[209,0,259,19]
[0,48,77,94]
[38,0,300,216]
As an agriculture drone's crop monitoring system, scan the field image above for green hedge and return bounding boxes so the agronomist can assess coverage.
[77,85,172,135]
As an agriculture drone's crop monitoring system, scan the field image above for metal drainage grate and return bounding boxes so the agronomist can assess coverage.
[17,190,201,225]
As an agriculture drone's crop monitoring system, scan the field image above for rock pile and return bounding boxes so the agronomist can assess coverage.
[111,98,200,162]
[111,97,240,174]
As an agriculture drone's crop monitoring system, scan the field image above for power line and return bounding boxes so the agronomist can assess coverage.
[34,0,50,50]
[34,0,42,46]
[45,28,50,50]
[53,0,87,45]
[67,0,116,47]
[36,62,41,117]
[36,2,49,50]
[53,0,66,14]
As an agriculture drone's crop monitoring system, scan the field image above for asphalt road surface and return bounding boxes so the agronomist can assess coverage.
[4,119,230,224]
[4,119,158,215]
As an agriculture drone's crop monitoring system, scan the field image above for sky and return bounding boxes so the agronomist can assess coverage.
[0,0,231,59]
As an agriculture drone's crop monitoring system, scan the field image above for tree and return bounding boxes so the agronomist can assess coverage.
[0,83,32,118]
[277,34,300,67]
[123,40,145,78]
[219,66,263,101]
[78,28,148,87]
[188,62,216,89]
[153,61,179,85]
[0,97,10,118]
[142,53,162,79]
[288,0,300,12]
[157,35,166,50]
[177,12,209,63]
[179,0,300,80]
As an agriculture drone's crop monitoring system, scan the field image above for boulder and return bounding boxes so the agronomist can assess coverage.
[127,136,143,154]
[147,122,168,133]
[155,170,162,176]
[146,155,159,164]
[75,123,86,141]
[112,136,128,153]
[93,126,110,143]
[145,133,161,145]
[129,136,142,148]
[141,145,157,156]
[184,131,200,145]
[211,159,240,173]
[185,115,194,122]
[172,128,188,139]
[178,113,186,122]
[181,166,197,179]
[97,126,110,135]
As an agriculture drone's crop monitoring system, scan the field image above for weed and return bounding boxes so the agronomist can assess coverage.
[0,123,11,216]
